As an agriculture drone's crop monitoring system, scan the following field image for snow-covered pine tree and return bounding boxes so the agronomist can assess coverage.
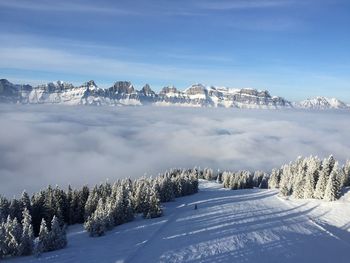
[19,208,34,256]
[291,158,307,199]
[4,216,22,256]
[203,168,214,180]
[172,175,184,198]
[48,216,67,251]
[303,169,315,199]
[32,190,51,237]
[84,198,107,237]
[230,172,235,188]
[110,183,124,225]
[121,181,134,223]
[222,172,230,188]
[9,199,22,223]
[84,187,99,220]
[37,218,49,253]
[324,162,341,201]
[314,156,334,199]
[144,185,162,219]
[0,195,9,223]
[66,185,73,224]
[303,157,320,199]
[158,175,175,202]
[253,171,264,188]
[103,197,114,230]
[259,174,269,189]
[278,164,293,196]
[343,160,350,187]
[268,169,281,189]
[20,191,31,214]
[0,221,6,258]
[216,170,222,183]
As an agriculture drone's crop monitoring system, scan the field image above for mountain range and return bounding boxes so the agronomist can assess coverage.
[0,79,348,110]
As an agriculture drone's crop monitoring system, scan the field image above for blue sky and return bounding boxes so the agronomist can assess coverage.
[0,0,349,101]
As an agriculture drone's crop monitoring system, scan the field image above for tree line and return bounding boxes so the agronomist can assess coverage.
[268,156,350,201]
[215,155,350,202]
[0,169,198,259]
[1,157,349,259]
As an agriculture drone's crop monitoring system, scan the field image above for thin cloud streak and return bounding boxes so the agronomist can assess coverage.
[0,46,234,82]
[195,0,295,10]
[0,0,137,15]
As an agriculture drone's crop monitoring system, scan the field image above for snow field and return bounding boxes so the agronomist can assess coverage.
[7,180,350,263]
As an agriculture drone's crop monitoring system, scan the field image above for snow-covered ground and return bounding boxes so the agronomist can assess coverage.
[8,180,350,263]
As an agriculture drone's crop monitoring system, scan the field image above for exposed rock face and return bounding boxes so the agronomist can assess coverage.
[0,79,32,103]
[110,81,135,95]
[0,79,347,110]
[159,86,184,97]
[140,84,156,97]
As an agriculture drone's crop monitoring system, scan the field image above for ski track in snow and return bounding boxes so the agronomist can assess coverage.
[7,180,350,263]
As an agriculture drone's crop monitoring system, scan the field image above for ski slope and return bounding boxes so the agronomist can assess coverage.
[8,181,350,263]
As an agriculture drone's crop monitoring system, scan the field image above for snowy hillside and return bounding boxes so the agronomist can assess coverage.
[8,180,350,263]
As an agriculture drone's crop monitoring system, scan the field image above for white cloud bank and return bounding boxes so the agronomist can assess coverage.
[0,105,349,197]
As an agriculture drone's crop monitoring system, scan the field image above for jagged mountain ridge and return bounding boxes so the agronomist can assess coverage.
[296,97,349,110]
[0,79,348,109]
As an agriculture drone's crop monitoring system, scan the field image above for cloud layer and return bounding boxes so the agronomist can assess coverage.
[1,105,349,197]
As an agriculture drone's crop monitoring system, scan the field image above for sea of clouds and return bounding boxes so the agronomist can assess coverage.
[1,104,350,197]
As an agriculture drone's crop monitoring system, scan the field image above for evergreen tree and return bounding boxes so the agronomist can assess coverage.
[144,186,162,219]
[121,182,134,223]
[343,160,350,187]
[158,176,175,202]
[0,195,9,223]
[133,179,149,214]
[314,157,333,199]
[253,171,264,188]
[84,199,107,237]
[84,187,99,220]
[9,199,22,222]
[278,164,292,196]
[268,169,281,189]
[5,216,22,256]
[19,208,34,256]
[38,218,49,253]
[20,191,31,214]
[292,158,307,199]
[0,221,6,258]
[260,176,269,189]
[31,191,48,236]
[66,185,73,224]
[303,168,316,199]
[324,163,341,201]
[48,216,67,251]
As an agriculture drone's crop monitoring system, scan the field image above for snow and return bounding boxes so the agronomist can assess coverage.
[6,180,350,263]
[297,97,349,110]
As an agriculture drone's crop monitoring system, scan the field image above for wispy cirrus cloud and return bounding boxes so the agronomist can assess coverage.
[0,0,137,15]
[194,0,295,10]
[0,34,246,87]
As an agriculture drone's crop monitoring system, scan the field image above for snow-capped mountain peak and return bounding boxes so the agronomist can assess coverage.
[0,79,348,110]
[297,97,349,110]
[82,80,99,90]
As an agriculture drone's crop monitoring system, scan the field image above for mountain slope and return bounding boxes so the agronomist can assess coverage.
[296,97,349,110]
[8,181,350,263]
